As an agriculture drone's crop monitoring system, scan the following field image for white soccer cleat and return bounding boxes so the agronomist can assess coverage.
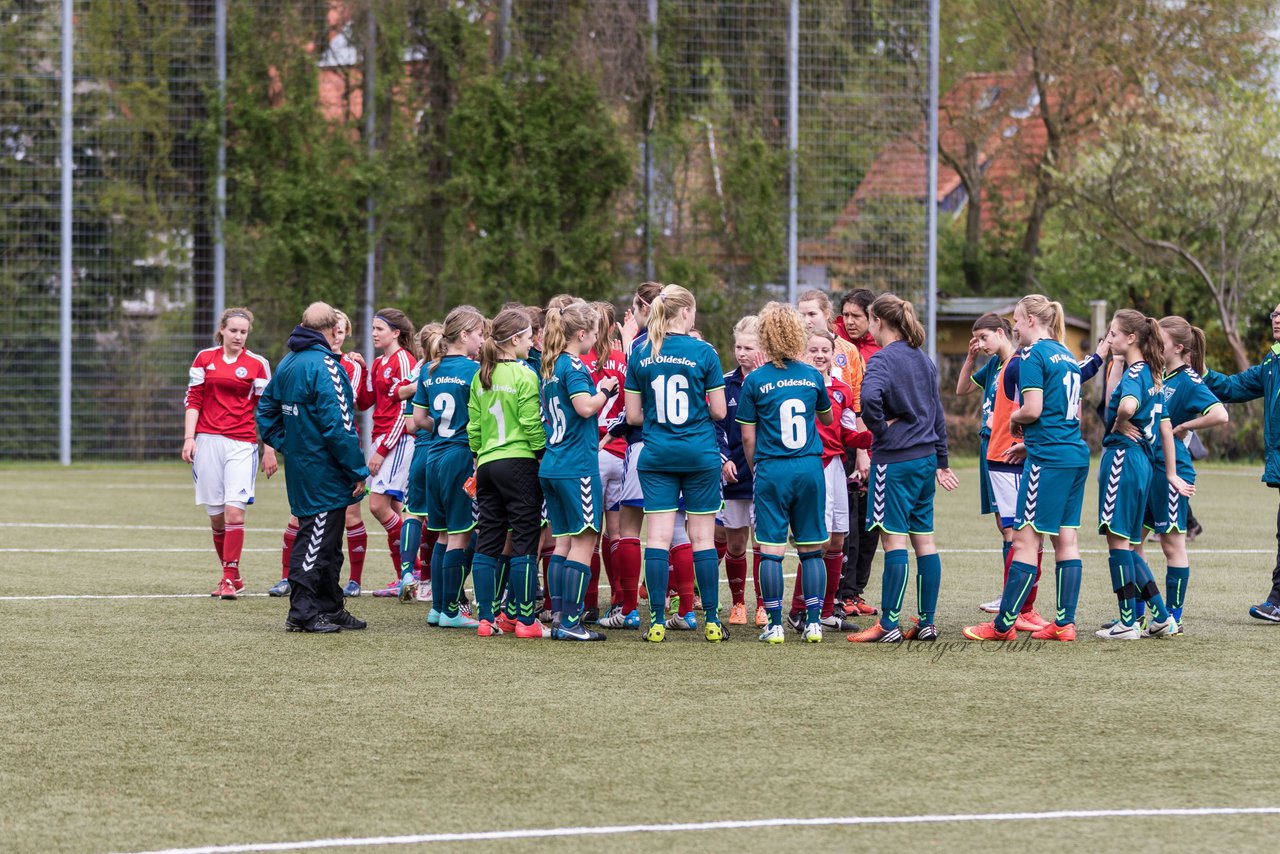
[1095,622,1141,641]
[979,598,1001,614]
[1142,616,1179,638]
[758,624,785,644]
[802,622,823,643]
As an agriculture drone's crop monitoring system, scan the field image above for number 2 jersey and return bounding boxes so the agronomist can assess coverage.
[736,360,831,462]
[1018,338,1089,469]
[413,354,479,461]
[625,333,725,473]
[541,353,600,478]
[1103,361,1166,460]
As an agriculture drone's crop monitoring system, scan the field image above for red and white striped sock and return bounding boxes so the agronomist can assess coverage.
[281,522,299,580]
[346,524,368,584]
[381,513,403,579]
[222,523,245,581]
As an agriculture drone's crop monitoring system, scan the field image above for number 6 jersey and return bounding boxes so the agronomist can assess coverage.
[736,360,832,462]
[1019,338,1090,469]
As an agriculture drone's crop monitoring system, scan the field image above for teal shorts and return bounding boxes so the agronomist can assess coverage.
[1097,446,1151,544]
[405,444,431,517]
[540,474,603,537]
[425,443,478,535]
[867,455,937,536]
[639,467,722,515]
[753,457,828,547]
[978,436,994,515]
[1014,462,1087,536]
[1144,469,1189,535]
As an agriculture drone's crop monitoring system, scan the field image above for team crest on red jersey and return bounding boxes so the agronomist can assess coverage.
[235,366,248,378]
[835,353,848,367]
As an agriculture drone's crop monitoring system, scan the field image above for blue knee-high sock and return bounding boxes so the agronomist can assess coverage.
[497,554,512,617]
[693,548,721,624]
[1132,552,1169,622]
[548,553,567,615]
[879,549,910,630]
[509,555,537,625]
[1166,565,1190,621]
[916,552,942,627]
[1108,549,1137,626]
[430,542,447,612]
[759,553,785,627]
[400,517,422,578]
[643,548,670,626]
[562,559,590,628]
[472,552,498,622]
[799,550,826,625]
[995,559,1035,632]
[442,548,466,616]
[1055,559,1082,626]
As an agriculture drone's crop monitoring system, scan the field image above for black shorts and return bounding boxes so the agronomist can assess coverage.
[475,456,544,557]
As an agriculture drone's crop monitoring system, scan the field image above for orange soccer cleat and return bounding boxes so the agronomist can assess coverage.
[961,621,1017,641]
[1014,609,1050,632]
[1031,622,1076,642]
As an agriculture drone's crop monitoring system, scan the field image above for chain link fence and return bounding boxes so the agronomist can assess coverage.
[0,0,929,461]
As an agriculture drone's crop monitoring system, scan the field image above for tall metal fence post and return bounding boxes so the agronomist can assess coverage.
[361,4,376,443]
[214,0,227,325]
[644,0,658,281]
[786,0,798,305]
[499,0,512,65]
[59,0,73,465]
[925,0,940,364]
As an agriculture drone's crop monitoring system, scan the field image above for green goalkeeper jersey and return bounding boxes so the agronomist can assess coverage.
[468,359,547,467]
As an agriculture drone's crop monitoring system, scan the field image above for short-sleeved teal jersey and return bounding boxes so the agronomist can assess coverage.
[540,352,600,478]
[1019,338,1089,468]
[625,333,725,472]
[972,356,1002,440]
[405,359,433,450]
[736,361,831,463]
[1156,365,1222,479]
[414,354,479,458]
[1103,361,1166,459]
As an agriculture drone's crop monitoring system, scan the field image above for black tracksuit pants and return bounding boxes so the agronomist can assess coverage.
[288,509,347,624]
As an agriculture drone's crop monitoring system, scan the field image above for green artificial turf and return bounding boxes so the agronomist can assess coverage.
[3,464,1280,853]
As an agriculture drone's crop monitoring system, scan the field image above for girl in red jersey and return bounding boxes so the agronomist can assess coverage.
[785,326,872,632]
[183,307,277,600]
[272,310,371,597]
[587,301,628,624]
[358,308,418,597]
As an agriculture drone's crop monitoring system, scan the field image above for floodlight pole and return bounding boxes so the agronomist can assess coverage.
[214,0,227,324]
[643,0,657,281]
[925,0,940,364]
[59,0,73,465]
[362,5,376,442]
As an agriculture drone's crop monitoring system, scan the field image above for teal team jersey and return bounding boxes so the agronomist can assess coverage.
[1156,366,1222,480]
[540,352,600,478]
[736,361,832,462]
[625,333,725,472]
[1103,361,1166,459]
[1019,338,1089,468]
[414,354,479,457]
[972,356,1001,440]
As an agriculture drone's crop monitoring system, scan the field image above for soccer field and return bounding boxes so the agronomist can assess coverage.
[3,463,1280,854]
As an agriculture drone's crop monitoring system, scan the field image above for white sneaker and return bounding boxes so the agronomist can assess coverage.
[758,624,785,644]
[415,581,432,604]
[979,598,1001,614]
[598,606,625,629]
[802,622,823,643]
[1095,622,1141,640]
[665,613,697,631]
[1143,616,1179,638]
[820,614,857,631]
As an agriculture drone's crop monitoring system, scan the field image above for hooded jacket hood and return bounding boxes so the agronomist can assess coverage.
[287,325,332,353]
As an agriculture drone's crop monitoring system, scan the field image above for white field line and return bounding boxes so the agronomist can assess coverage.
[114,807,1280,854]
[0,522,281,533]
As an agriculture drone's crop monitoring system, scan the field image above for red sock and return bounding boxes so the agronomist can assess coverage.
[670,543,695,616]
[752,547,763,603]
[601,535,621,608]
[381,513,403,579]
[222,523,245,581]
[615,537,642,614]
[346,523,368,584]
[821,550,843,619]
[586,550,601,610]
[1022,548,1045,612]
[715,539,727,562]
[725,553,747,606]
[419,528,439,577]
[281,523,298,580]
[212,527,226,564]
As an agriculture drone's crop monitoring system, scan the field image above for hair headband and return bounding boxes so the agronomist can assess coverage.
[503,326,532,344]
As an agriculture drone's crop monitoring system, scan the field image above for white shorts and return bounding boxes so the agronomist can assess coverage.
[599,449,626,511]
[192,433,257,512]
[988,468,1023,524]
[620,441,644,507]
[717,498,755,530]
[369,436,414,502]
[824,457,850,535]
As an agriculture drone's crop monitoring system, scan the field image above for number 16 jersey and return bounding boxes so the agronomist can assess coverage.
[1019,338,1089,469]
[625,333,725,473]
